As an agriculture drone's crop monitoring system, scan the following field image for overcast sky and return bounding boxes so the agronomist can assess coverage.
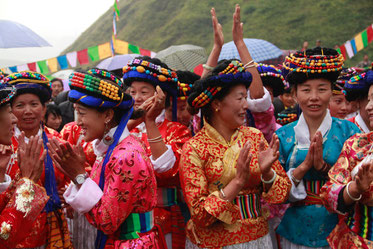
[0,0,114,67]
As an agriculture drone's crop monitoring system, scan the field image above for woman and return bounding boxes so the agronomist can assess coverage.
[123,56,192,248]
[344,69,372,133]
[320,70,373,249]
[277,47,361,248]
[0,80,49,248]
[328,68,355,119]
[3,71,72,248]
[180,6,291,249]
[45,103,62,131]
[50,68,163,248]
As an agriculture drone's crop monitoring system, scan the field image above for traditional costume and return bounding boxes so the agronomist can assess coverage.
[321,70,373,249]
[3,71,72,249]
[63,69,163,249]
[181,60,291,248]
[123,58,192,249]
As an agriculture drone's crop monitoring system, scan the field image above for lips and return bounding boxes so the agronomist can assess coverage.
[307,104,321,111]
[23,118,36,124]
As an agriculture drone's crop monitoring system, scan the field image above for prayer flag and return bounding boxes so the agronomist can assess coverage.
[114,39,129,54]
[57,55,69,69]
[88,46,100,62]
[361,29,368,47]
[350,39,357,54]
[139,48,151,57]
[77,49,89,65]
[367,24,373,43]
[98,43,112,59]
[128,44,140,54]
[151,51,157,58]
[47,57,58,73]
[344,41,354,58]
[17,64,29,72]
[8,66,17,73]
[339,44,347,60]
[37,60,49,74]
[27,62,37,72]
[354,33,364,52]
[66,51,78,67]
[114,0,120,17]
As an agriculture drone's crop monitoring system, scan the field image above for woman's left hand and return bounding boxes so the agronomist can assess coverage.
[312,131,326,171]
[47,138,86,181]
[144,86,166,123]
[258,133,280,175]
[232,4,244,46]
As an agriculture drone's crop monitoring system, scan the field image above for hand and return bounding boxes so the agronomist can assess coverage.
[0,144,12,182]
[312,131,325,171]
[258,134,280,176]
[211,8,224,48]
[232,4,244,46]
[355,162,373,193]
[17,132,47,182]
[144,86,165,122]
[235,142,253,186]
[47,138,86,181]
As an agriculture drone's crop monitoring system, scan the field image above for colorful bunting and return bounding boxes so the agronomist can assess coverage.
[27,62,37,72]
[338,23,373,59]
[367,25,373,43]
[17,64,29,72]
[47,57,58,73]
[139,48,151,57]
[354,33,364,52]
[339,44,347,60]
[113,13,117,37]
[113,0,120,18]
[66,51,78,68]
[9,66,17,73]
[57,55,69,70]
[128,44,140,54]
[350,39,357,54]
[361,29,368,47]
[344,41,354,59]
[88,46,100,62]
[98,43,112,60]
[114,39,128,54]
[77,49,89,65]
[37,60,49,74]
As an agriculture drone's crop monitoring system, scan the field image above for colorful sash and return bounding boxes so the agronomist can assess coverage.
[292,180,326,206]
[119,210,154,240]
[233,193,261,219]
[157,187,178,207]
[347,204,373,241]
[305,180,326,195]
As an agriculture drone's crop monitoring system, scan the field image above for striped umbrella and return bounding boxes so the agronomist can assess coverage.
[155,44,207,71]
[218,38,283,62]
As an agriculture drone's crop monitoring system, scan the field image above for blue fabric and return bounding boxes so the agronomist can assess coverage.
[275,118,360,247]
[57,55,69,70]
[95,107,133,249]
[41,126,62,212]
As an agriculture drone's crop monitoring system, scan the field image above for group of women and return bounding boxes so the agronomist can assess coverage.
[1,4,373,249]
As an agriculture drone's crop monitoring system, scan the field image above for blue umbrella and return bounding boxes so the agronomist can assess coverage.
[0,20,51,48]
[218,38,283,62]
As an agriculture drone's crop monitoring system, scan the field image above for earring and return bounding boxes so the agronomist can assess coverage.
[215,108,219,112]
[103,121,114,145]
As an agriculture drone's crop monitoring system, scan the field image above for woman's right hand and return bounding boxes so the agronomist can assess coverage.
[235,142,252,186]
[232,4,244,46]
[17,132,46,182]
[211,8,224,48]
[355,162,373,193]
[144,86,166,123]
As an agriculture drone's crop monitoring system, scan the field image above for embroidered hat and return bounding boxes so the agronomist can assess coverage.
[68,68,134,110]
[188,59,252,109]
[332,67,358,95]
[276,105,299,125]
[257,63,288,97]
[3,71,51,103]
[176,70,200,100]
[344,70,373,101]
[0,83,16,107]
[282,47,344,86]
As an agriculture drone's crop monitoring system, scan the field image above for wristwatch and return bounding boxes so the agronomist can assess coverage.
[73,172,88,185]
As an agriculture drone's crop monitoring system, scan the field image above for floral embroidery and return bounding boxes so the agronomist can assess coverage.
[15,178,35,216]
[0,222,11,240]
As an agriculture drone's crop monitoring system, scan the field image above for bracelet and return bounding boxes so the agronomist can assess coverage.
[219,188,227,199]
[244,64,257,69]
[261,169,277,184]
[244,60,254,68]
[346,181,362,202]
[290,170,301,184]
[148,138,163,143]
[202,64,214,71]
[147,135,162,142]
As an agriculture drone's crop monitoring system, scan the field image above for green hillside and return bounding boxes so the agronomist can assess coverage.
[63,0,373,67]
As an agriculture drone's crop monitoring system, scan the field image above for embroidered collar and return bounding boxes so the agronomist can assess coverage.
[14,125,42,144]
[355,112,370,133]
[294,110,332,148]
[203,119,241,147]
[92,126,130,157]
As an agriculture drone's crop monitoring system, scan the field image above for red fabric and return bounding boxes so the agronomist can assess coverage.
[77,49,89,65]
[27,62,37,72]
[339,44,347,60]
[139,48,151,57]
[367,25,373,43]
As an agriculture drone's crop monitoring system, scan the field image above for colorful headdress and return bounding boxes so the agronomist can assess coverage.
[122,57,179,121]
[176,70,200,100]
[0,83,16,107]
[282,47,344,86]
[3,71,51,103]
[188,60,252,109]
[256,63,288,97]
[333,67,358,95]
[69,68,134,110]
[343,70,373,101]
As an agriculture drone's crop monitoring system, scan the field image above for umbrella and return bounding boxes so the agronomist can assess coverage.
[96,54,139,71]
[155,44,207,71]
[0,20,51,48]
[51,69,74,91]
[218,38,283,62]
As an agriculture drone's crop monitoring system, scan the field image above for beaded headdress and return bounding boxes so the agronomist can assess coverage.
[188,60,252,109]
[122,58,179,121]
[177,70,200,100]
[69,68,134,110]
[257,63,288,97]
[333,67,358,95]
[0,83,16,107]
[3,71,51,103]
[344,70,373,95]
[276,106,299,125]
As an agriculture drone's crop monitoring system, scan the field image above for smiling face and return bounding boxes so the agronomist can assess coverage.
[11,93,46,135]
[328,94,351,119]
[212,84,249,130]
[365,85,373,129]
[0,104,18,145]
[46,113,62,131]
[295,78,332,120]
[129,81,156,110]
